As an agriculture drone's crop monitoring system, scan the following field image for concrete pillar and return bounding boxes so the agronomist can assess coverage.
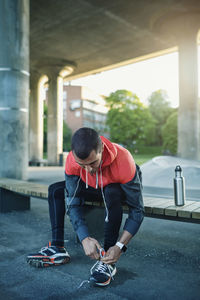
[0,0,29,179]
[47,73,63,165]
[29,73,46,163]
[153,13,200,160]
[177,28,200,159]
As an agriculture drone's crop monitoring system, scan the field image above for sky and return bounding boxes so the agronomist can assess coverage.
[69,47,200,108]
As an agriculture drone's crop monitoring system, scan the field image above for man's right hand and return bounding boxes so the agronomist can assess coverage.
[82,237,101,260]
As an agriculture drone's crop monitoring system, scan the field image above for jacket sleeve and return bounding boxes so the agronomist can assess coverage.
[65,173,89,242]
[120,164,144,236]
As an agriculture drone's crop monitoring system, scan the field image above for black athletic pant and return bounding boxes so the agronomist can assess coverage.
[48,181,124,251]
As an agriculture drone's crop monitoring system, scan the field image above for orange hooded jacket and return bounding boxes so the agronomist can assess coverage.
[65,136,144,242]
[65,136,136,188]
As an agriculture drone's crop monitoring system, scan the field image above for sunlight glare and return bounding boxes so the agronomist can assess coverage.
[70,46,200,108]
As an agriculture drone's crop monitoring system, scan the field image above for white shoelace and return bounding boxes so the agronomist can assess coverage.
[91,261,114,278]
[39,246,56,255]
[77,261,114,290]
[94,261,108,273]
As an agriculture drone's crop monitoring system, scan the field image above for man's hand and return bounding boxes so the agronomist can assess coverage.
[82,237,101,260]
[101,245,121,264]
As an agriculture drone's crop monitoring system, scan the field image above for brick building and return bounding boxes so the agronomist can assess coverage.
[63,84,108,136]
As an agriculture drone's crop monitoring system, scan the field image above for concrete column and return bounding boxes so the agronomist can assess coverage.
[0,0,29,179]
[47,73,63,165]
[29,73,46,163]
[178,29,200,160]
[153,13,200,160]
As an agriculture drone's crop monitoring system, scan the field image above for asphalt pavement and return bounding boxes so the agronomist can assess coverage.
[0,159,200,299]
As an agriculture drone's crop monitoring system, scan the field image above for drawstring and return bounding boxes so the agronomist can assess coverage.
[86,169,88,189]
[96,171,98,189]
[86,169,97,190]
[100,161,109,223]
[67,163,109,223]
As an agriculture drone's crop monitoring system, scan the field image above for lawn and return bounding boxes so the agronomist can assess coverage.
[131,146,162,166]
[133,154,158,166]
[44,147,162,166]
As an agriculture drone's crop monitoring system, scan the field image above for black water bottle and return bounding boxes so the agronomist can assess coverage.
[174,165,185,206]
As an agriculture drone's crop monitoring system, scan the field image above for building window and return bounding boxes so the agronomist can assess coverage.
[70,99,81,111]
[83,109,106,122]
[83,109,94,120]
[83,120,95,128]
[75,111,81,118]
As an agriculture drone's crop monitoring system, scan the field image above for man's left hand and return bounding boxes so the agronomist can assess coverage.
[101,245,121,264]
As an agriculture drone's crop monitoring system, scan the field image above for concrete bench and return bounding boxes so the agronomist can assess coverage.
[0,178,200,224]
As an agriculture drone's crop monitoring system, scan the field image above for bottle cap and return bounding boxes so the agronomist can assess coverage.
[175,165,182,172]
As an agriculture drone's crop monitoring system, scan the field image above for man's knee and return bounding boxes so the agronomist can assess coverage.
[104,184,124,207]
[48,181,65,199]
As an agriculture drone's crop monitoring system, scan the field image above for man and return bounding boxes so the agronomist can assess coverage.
[27,127,144,287]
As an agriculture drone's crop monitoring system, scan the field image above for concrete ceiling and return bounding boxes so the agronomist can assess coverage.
[30,0,200,78]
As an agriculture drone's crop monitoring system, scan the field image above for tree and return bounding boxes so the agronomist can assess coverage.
[148,90,174,145]
[105,90,156,152]
[161,111,178,155]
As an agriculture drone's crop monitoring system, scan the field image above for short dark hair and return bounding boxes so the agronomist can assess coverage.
[71,127,102,159]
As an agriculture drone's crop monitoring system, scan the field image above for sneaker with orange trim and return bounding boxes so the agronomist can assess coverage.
[26,242,70,268]
[89,261,117,286]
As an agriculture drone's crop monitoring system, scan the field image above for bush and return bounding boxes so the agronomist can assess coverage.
[105,90,156,150]
[148,89,175,145]
[161,111,177,155]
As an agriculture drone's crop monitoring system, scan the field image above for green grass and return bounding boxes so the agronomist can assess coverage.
[44,147,162,166]
[131,146,162,166]
[133,154,157,166]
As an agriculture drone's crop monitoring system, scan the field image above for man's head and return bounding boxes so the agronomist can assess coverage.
[71,127,103,174]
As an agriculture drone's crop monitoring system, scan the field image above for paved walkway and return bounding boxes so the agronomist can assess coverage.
[0,198,199,300]
[0,160,199,299]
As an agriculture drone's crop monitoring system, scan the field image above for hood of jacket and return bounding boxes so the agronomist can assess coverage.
[100,136,117,168]
[65,136,135,188]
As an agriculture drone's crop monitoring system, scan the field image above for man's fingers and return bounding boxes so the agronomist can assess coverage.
[89,237,102,250]
[102,255,111,262]
[94,251,100,260]
[94,240,102,250]
[101,253,112,262]
[101,258,116,264]
[88,251,99,260]
[83,237,101,260]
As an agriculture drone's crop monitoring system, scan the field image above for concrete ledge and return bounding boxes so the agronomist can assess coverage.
[0,178,48,198]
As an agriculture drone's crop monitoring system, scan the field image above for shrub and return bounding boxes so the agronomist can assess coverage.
[161,111,177,155]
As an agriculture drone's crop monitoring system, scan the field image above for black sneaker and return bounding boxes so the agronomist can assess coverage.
[90,261,117,286]
[27,242,70,268]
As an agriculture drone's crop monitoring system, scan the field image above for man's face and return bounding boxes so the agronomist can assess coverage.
[73,148,103,175]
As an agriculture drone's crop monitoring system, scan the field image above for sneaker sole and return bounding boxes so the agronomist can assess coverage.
[90,267,117,287]
[27,256,70,268]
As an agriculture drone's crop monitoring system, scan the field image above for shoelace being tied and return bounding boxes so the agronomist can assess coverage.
[39,246,49,255]
[91,260,114,279]
[39,243,56,255]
